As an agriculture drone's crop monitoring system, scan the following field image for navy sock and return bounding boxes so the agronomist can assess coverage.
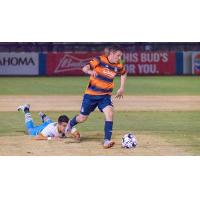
[104,121,113,141]
[70,116,78,127]
[24,107,30,113]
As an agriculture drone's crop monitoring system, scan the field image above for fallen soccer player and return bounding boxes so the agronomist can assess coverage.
[17,104,80,141]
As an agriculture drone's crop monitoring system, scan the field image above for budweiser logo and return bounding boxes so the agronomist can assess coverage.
[54,54,93,73]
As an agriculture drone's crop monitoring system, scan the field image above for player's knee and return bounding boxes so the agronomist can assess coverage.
[27,128,35,136]
[106,110,113,121]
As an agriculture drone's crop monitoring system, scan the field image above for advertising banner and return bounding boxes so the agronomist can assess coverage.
[124,52,176,75]
[46,51,176,76]
[0,53,39,75]
[47,52,99,75]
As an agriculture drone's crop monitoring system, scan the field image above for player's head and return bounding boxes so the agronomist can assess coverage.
[107,45,123,64]
[57,115,69,136]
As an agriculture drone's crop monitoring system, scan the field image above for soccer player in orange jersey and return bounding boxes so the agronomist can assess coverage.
[67,46,127,148]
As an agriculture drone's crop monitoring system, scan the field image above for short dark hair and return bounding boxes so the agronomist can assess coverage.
[109,45,124,53]
[58,115,69,124]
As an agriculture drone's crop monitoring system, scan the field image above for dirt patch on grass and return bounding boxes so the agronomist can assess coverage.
[0,132,190,156]
[0,95,200,112]
[0,95,197,155]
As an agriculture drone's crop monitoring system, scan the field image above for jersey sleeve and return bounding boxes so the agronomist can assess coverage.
[88,57,100,70]
[118,64,127,75]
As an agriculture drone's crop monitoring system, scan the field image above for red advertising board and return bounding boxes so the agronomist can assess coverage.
[47,52,99,75]
[124,52,176,75]
[46,51,176,76]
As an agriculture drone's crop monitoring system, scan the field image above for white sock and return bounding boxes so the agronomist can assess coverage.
[25,113,32,123]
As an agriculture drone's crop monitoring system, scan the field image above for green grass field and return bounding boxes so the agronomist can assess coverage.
[0,111,200,154]
[0,76,200,155]
[0,76,200,95]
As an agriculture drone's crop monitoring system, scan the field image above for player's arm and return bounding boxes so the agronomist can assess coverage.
[82,57,100,77]
[115,72,127,99]
[33,133,48,140]
[33,133,60,140]
[82,64,97,77]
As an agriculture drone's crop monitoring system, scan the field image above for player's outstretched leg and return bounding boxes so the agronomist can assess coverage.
[66,114,88,133]
[66,94,92,133]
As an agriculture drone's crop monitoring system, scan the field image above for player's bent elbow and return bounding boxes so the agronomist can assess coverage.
[82,65,90,73]
[82,67,85,73]
[82,65,87,72]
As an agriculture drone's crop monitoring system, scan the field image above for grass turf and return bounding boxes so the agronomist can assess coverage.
[1,76,200,155]
[0,76,200,95]
[0,111,200,154]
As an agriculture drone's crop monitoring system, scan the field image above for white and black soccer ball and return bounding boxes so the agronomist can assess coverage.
[122,133,137,148]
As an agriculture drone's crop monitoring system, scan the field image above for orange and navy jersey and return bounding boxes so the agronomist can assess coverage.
[85,55,126,95]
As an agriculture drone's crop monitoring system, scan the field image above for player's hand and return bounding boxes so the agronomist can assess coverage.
[52,136,62,141]
[115,88,124,99]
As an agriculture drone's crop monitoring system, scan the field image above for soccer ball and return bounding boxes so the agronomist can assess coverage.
[122,133,137,148]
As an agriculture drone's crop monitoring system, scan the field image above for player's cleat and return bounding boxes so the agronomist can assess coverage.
[103,140,115,149]
[17,104,30,113]
[39,112,46,123]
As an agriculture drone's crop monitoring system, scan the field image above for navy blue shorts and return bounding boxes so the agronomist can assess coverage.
[80,94,113,115]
